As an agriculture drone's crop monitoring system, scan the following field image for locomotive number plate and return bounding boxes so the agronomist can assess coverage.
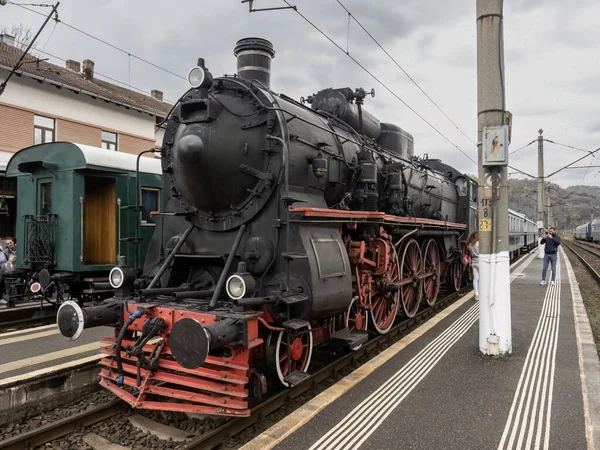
[479,219,492,231]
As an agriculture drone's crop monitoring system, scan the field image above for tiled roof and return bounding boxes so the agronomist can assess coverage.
[0,42,172,117]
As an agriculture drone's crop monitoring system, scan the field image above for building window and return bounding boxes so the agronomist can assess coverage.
[140,187,160,225]
[34,115,55,145]
[101,131,117,151]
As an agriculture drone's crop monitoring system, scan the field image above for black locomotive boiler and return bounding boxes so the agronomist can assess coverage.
[56,37,478,417]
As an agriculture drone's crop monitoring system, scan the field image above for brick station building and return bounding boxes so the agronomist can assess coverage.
[0,33,172,235]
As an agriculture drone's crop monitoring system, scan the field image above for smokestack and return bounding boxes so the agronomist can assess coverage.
[82,59,94,81]
[233,37,275,89]
[151,89,163,101]
[66,59,81,73]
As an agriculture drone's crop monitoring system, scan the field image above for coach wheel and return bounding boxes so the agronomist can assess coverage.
[422,239,441,306]
[400,239,423,318]
[265,324,313,388]
[369,245,400,334]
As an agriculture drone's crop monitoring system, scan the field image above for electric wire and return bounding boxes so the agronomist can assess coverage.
[7,1,186,81]
[543,139,594,155]
[546,147,600,178]
[281,0,476,165]
[509,139,536,156]
[335,0,477,148]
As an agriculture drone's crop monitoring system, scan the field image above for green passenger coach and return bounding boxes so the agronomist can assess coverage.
[5,142,164,303]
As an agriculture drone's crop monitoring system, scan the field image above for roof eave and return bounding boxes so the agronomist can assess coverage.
[0,64,167,118]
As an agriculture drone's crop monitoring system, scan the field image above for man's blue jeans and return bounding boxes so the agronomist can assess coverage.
[542,253,557,282]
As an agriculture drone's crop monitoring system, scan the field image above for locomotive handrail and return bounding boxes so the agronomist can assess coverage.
[146,222,195,290]
[79,196,84,263]
[117,198,121,259]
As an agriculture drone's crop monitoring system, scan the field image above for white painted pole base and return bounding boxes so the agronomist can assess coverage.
[479,251,512,355]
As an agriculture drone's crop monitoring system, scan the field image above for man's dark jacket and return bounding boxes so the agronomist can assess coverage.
[540,235,561,254]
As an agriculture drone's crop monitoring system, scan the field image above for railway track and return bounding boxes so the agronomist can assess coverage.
[563,240,600,282]
[0,250,541,449]
[0,304,58,333]
[180,286,471,450]
[0,400,124,450]
[0,284,470,450]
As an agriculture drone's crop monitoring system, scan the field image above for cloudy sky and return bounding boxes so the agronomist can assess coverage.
[2,0,599,188]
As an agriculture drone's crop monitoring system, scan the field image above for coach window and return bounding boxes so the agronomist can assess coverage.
[34,115,55,145]
[40,182,52,215]
[140,188,159,225]
[101,131,118,151]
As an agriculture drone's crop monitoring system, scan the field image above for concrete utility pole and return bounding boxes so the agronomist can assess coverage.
[546,183,553,228]
[476,0,511,356]
[537,129,545,259]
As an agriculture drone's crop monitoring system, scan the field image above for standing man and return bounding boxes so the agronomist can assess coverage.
[540,227,561,286]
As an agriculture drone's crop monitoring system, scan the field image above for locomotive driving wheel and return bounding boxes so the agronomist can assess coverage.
[449,261,463,292]
[265,324,313,388]
[346,296,369,332]
[422,239,441,306]
[399,239,423,318]
[369,245,400,334]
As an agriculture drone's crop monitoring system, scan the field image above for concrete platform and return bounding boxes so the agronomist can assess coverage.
[0,323,109,383]
[242,248,600,450]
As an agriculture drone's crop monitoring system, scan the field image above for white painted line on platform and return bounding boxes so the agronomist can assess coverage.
[0,324,56,338]
[240,253,537,450]
[498,256,562,450]
[311,306,480,450]
[0,342,105,375]
[562,246,600,450]
[0,329,58,347]
[0,354,102,388]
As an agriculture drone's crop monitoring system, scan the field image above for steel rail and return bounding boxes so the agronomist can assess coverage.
[563,241,600,283]
[0,399,124,450]
[181,286,470,450]
[567,240,600,261]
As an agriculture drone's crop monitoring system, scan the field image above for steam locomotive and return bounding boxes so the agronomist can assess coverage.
[56,37,478,417]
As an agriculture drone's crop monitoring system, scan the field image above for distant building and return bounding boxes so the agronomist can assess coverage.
[0,33,172,236]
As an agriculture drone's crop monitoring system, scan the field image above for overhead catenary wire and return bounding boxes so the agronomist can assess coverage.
[544,139,593,155]
[335,0,477,148]
[7,0,186,81]
[281,0,476,165]
[509,139,536,155]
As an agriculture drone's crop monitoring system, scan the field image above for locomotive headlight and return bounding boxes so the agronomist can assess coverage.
[226,275,246,300]
[226,273,257,300]
[188,66,206,88]
[109,267,124,289]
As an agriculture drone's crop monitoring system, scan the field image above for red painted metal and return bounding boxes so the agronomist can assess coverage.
[400,239,423,318]
[290,207,467,229]
[423,238,441,306]
[96,305,259,417]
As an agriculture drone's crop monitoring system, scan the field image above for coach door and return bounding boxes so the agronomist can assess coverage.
[83,176,116,265]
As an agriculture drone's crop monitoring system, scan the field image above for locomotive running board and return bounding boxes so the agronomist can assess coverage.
[289,207,467,229]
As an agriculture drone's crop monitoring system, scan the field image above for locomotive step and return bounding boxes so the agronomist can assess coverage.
[330,327,369,350]
[284,370,311,386]
[283,318,311,331]
[280,293,309,305]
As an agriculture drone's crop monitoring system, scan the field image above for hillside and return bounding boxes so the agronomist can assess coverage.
[507,179,600,229]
